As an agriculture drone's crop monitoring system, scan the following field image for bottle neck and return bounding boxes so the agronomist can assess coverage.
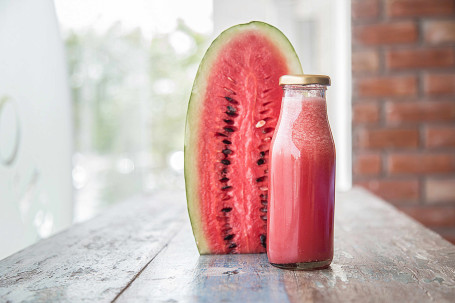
[279,84,329,126]
[282,84,327,100]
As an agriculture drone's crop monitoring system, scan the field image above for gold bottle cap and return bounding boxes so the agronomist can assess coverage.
[279,74,331,86]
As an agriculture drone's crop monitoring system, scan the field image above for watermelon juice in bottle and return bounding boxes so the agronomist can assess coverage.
[267,74,335,270]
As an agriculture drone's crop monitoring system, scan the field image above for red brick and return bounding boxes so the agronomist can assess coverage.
[399,206,455,227]
[388,153,455,174]
[356,127,419,149]
[356,179,419,203]
[386,48,455,70]
[387,0,455,17]
[386,101,455,123]
[353,153,382,176]
[352,50,380,73]
[353,102,380,124]
[424,73,455,95]
[357,76,417,97]
[424,20,455,44]
[353,22,418,45]
[426,178,455,203]
[353,0,380,20]
[425,126,455,148]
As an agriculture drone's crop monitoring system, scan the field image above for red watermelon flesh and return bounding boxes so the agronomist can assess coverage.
[185,21,302,254]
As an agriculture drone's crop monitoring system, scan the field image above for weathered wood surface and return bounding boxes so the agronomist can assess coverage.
[115,188,455,303]
[0,191,187,302]
[1,188,455,302]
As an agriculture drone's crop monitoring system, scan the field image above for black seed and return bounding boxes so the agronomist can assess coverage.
[256,176,265,182]
[222,139,232,145]
[262,127,274,134]
[222,149,232,155]
[221,185,232,191]
[216,132,228,137]
[257,159,265,165]
[221,159,231,165]
[260,234,266,248]
[224,96,239,104]
[224,119,234,125]
[260,208,267,213]
[221,207,232,212]
[261,215,267,221]
[260,151,265,158]
[224,127,234,133]
[222,168,228,174]
[261,200,268,205]
[226,112,238,117]
[260,194,268,199]
[227,105,237,114]
[220,177,229,182]
[225,96,239,105]
[229,243,237,249]
[224,234,235,241]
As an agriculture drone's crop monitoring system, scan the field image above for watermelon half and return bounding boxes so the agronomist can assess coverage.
[185,21,302,254]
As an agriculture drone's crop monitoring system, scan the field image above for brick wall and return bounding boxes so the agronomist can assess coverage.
[351,0,455,243]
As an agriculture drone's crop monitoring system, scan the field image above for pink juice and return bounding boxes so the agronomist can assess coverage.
[267,94,335,269]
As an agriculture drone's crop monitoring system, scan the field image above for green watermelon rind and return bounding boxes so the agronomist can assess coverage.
[184,21,303,254]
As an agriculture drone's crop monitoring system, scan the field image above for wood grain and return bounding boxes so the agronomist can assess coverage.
[116,188,455,303]
[1,188,454,302]
[0,192,187,302]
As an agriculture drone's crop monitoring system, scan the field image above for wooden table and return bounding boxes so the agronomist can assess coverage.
[1,188,454,302]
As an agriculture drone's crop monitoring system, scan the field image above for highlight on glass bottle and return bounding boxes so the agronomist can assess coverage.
[267,74,336,270]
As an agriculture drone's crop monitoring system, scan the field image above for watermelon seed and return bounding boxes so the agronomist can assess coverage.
[260,187,268,191]
[255,120,266,128]
[260,151,265,158]
[261,216,267,221]
[216,132,228,137]
[223,119,234,125]
[222,139,232,145]
[221,185,232,191]
[224,234,235,241]
[263,101,273,106]
[221,159,231,165]
[223,87,236,95]
[256,176,266,182]
[261,200,268,205]
[260,109,271,115]
[222,149,232,155]
[263,137,272,141]
[229,243,237,249]
[260,234,266,248]
[263,88,271,93]
[226,105,237,114]
[220,177,229,182]
[257,159,265,165]
[221,207,233,212]
[222,168,228,174]
[224,127,235,133]
[262,127,274,134]
[227,76,236,84]
[224,96,239,104]
[260,194,268,199]
[260,208,267,213]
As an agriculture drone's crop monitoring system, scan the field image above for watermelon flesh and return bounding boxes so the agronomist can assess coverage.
[185,21,302,254]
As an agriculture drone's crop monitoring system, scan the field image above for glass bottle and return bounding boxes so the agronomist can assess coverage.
[267,74,335,270]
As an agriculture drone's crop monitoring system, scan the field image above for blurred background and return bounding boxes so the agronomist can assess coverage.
[0,0,454,260]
